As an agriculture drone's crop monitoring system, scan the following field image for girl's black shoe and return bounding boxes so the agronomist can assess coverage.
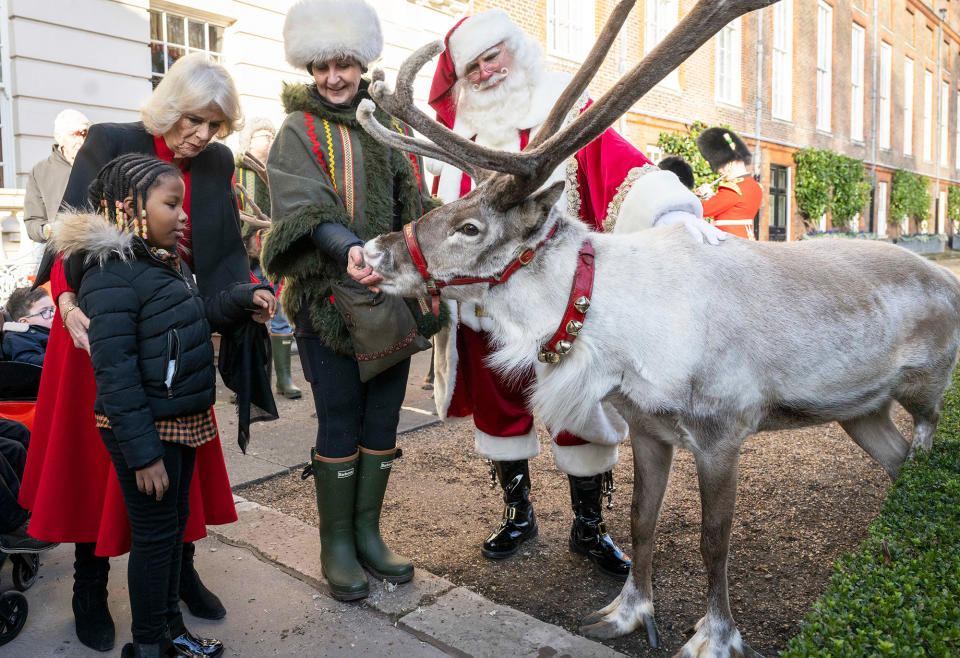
[179,542,226,619]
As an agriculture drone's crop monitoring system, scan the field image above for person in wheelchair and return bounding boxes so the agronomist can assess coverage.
[1,288,53,367]
[0,419,54,553]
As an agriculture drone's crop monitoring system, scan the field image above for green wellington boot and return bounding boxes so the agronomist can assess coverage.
[311,450,368,600]
[271,335,302,399]
[354,448,414,583]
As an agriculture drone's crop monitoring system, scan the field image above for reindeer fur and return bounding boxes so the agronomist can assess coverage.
[364,183,960,656]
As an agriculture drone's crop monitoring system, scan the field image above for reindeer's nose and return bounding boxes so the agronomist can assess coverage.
[363,239,385,272]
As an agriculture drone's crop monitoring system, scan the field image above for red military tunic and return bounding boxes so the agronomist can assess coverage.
[700,176,762,240]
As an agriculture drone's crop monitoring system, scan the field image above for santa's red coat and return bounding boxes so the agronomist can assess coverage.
[18,256,237,557]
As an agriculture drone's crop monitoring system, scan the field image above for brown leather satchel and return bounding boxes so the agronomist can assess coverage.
[330,277,431,382]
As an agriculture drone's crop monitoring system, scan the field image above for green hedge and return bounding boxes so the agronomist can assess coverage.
[783,370,960,656]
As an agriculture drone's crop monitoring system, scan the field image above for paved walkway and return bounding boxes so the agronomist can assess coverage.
[3,349,623,656]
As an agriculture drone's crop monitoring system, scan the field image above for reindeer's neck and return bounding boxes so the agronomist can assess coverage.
[480,220,589,374]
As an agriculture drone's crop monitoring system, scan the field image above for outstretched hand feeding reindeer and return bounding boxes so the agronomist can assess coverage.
[356,1,960,656]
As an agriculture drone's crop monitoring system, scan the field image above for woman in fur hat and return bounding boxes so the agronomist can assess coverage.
[261,0,441,601]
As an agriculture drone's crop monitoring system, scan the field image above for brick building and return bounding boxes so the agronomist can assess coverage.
[465,0,960,242]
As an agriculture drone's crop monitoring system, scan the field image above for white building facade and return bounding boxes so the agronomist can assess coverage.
[1,0,466,188]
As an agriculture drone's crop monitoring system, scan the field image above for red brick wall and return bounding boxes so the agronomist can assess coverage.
[453,0,960,241]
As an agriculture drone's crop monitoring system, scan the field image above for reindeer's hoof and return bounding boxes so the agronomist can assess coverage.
[580,607,659,646]
[673,616,763,658]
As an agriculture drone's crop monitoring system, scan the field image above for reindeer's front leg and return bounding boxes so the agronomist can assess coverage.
[679,445,762,658]
[581,432,674,647]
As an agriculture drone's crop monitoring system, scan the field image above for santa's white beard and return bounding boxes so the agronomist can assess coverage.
[455,64,538,145]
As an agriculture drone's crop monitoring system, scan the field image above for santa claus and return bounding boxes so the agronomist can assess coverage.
[426,10,722,579]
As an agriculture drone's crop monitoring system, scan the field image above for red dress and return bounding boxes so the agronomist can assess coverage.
[19,141,239,556]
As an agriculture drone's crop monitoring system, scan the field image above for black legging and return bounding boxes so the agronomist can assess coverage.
[297,336,410,459]
[100,429,195,644]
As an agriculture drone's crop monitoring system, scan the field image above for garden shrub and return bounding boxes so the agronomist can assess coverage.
[783,369,960,656]
[793,148,872,233]
[947,186,960,229]
[889,169,931,231]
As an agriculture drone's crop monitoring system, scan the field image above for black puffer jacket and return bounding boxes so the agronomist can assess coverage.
[51,214,269,470]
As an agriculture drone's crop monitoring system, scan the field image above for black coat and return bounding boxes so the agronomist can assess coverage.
[0,325,48,367]
[44,121,278,449]
[77,232,267,470]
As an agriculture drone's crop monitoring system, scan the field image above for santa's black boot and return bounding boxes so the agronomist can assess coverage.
[568,472,631,580]
[481,460,538,559]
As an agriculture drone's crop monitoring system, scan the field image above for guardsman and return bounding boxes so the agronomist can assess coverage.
[696,127,762,240]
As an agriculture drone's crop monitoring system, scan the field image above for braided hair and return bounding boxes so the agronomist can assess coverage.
[86,153,180,238]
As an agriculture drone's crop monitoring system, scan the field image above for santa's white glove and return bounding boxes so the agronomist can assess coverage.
[654,210,727,246]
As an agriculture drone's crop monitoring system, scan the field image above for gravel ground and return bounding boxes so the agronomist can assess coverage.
[239,407,910,656]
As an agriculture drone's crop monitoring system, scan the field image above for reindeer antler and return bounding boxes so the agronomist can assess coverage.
[236,183,272,227]
[356,99,487,182]
[526,0,637,149]
[361,0,777,206]
[242,153,269,186]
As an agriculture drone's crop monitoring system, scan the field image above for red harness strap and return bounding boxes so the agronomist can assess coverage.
[402,220,559,315]
[538,239,595,364]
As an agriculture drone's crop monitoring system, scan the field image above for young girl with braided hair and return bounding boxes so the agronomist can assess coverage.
[50,153,273,657]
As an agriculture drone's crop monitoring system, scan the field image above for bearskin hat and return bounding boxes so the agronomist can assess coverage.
[697,127,752,171]
[657,156,695,190]
[283,0,383,70]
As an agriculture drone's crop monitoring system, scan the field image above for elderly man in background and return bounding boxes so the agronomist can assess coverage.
[23,109,89,243]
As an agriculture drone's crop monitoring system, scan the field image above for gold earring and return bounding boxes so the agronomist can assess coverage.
[141,210,148,240]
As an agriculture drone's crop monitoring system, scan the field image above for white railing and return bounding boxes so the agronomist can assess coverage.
[0,188,40,305]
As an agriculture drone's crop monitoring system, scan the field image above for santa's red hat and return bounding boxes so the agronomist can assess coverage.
[428,10,523,129]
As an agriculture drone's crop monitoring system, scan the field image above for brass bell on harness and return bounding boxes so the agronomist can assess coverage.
[565,319,583,335]
[554,340,572,355]
[573,296,591,313]
[538,351,561,364]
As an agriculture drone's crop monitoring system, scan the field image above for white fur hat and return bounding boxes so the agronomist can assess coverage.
[447,9,524,77]
[283,0,383,70]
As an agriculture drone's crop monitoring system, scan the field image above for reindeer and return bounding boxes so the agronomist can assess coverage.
[355,1,960,655]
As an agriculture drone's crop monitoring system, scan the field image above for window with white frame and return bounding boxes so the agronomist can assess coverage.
[716,18,742,105]
[816,2,833,132]
[904,57,914,155]
[850,25,866,141]
[546,0,595,61]
[876,180,888,236]
[149,9,225,88]
[771,0,793,120]
[878,41,891,149]
[924,70,934,161]
[941,80,950,166]
[645,0,679,88]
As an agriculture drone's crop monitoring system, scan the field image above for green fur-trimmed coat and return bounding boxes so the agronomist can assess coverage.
[261,82,443,357]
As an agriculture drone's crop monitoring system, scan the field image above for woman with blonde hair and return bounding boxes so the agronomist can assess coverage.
[22,52,276,655]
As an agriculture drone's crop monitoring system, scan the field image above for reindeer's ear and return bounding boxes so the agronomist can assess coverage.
[520,181,565,228]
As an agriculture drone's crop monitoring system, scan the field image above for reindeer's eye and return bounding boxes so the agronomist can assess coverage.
[460,223,480,237]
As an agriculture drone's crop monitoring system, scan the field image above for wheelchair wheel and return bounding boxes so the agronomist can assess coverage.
[11,554,39,591]
[0,591,27,646]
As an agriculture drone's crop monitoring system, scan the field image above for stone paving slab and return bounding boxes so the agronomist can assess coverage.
[211,496,456,618]
[398,587,627,658]
[2,537,446,657]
